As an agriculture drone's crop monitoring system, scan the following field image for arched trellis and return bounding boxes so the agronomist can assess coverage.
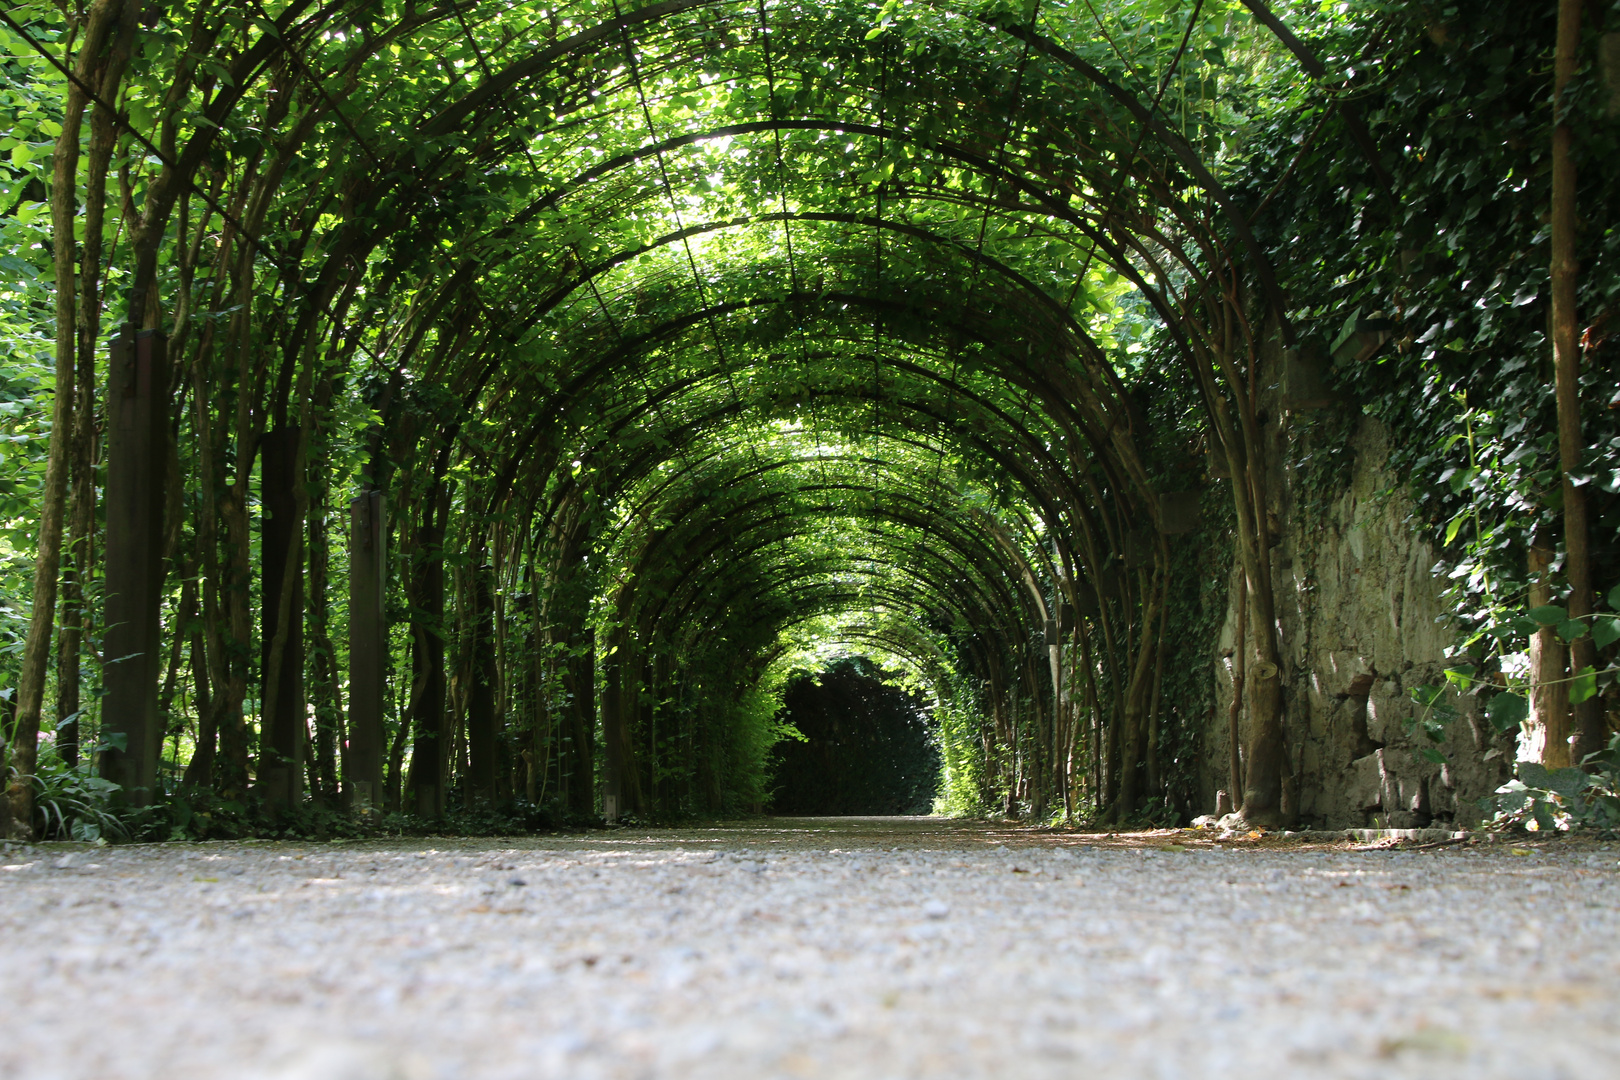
[1,0,1364,833]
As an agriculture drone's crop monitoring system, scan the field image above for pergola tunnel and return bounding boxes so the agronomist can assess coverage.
[2,0,1617,839]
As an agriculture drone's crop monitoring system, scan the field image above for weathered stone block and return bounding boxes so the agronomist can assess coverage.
[1349,752,1383,812]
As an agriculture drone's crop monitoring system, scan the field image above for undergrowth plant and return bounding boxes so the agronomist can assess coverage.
[9,758,126,842]
[1481,735,1620,835]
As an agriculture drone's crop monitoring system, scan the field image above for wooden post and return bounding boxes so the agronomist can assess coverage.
[258,426,305,810]
[346,490,385,810]
[100,328,168,803]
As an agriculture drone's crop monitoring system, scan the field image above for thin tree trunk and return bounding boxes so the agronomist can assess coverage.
[217,241,265,794]
[7,0,124,834]
[1228,568,1248,812]
[56,30,121,769]
[1551,0,1603,763]
[157,579,191,765]
[1109,568,1162,822]
[306,434,343,805]
[1528,533,1571,766]
[181,609,214,786]
[408,487,449,817]
[467,558,500,804]
[1145,552,1170,801]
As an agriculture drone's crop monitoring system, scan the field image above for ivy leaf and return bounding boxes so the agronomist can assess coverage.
[1443,512,1467,546]
[1571,666,1598,705]
[1609,585,1620,611]
[1557,619,1588,642]
[1510,615,1542,638]
[1409,683,1445,709]
[1528,605,1568,626]
[1419,747,1448,765]
[1486,692,1528,733]
[1443,665,1476,689]
[1592,615,1620,650]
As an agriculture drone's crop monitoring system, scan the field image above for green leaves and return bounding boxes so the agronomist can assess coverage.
[1528,605,1567,626]
[1556,618,1587,642]
[1486,691,1528,733]
[1570,666,1598,706]
[1406,683,1458,756]
[1489,734,1620,833]
[1515,763,1589,801]
[1592,615,1620,650]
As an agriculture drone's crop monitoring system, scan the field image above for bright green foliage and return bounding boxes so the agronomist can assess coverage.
[0,0,1615,836]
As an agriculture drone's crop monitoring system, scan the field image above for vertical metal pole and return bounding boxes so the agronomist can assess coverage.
[101,328,167,803]
[346,490,385,809]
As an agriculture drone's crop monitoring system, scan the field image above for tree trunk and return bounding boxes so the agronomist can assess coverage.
[467,560,500,804]
[408,487,449,818]
[258,426,306,811]
[99,329,170,803]
[567,637,597,817]
[56,26,121,769]
[307,468,343,806]
[1228,568,1248,812]
[7,0,124,836]
[1527,534,1571,766]
[182,611,214,787]
[1551,0,1603,763]
[347,489,387,809]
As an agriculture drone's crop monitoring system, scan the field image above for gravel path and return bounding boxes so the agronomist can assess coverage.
[3,817,1616,1079]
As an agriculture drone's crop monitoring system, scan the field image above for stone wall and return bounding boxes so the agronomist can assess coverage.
[1200,414,1516,828]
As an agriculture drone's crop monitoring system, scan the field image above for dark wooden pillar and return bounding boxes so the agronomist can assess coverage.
[346,490,385,809]
[466,562,500,804]
[258,426,304,809]
[409,489,448,817]
[100,328,168,803]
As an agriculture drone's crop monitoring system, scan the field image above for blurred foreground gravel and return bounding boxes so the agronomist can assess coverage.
[3,817,1617,1079]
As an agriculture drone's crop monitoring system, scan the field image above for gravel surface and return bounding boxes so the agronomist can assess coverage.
[3,817,1617,1079]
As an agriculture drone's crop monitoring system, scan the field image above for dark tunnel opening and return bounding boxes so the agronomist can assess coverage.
[769,658,941,816]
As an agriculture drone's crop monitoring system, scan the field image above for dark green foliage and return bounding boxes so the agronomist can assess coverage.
[1482,734,1620,834]
[137,784,593,842]
[1239,0,1620,644]
[771,659,941,816]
